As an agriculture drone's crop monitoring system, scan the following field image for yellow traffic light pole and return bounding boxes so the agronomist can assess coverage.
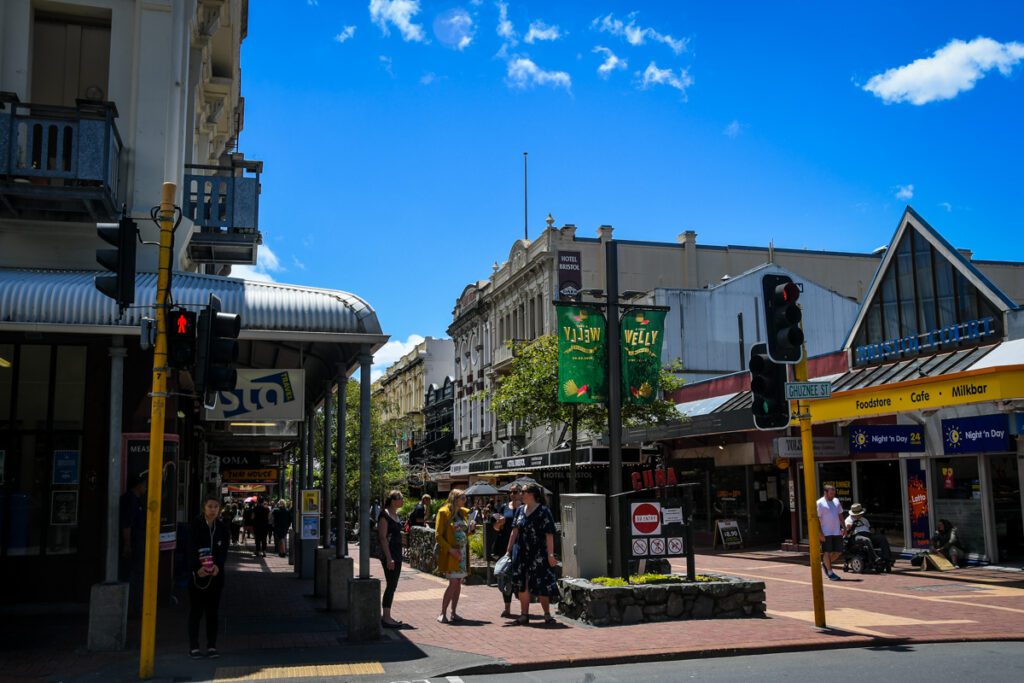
[139,183,176,679]
[793,344,826,628]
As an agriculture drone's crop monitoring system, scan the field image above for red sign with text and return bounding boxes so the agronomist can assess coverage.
[630,502,662,535]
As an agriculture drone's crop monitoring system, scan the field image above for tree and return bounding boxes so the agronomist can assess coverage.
[313,380,406,532]
[488,335,684,490]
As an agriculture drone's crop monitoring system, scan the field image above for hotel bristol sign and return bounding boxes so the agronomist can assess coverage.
[854,317,997,366]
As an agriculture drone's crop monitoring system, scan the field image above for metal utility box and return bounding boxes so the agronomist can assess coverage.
[560,494,607,579]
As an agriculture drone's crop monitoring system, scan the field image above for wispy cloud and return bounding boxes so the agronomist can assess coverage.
[638,61,693,96]
[291,256,306,270]
[525,20,562,44]
[308,0,319,6]
[593,12,687,55]
[507,57,571,91]
[334,26,357,44]
[863,37,1024,105]
[369,0,426,43]
[895,184,914,201]
[495,0,517,57]
[434,8,474,50]
[370,334,426,381]
[593,46,626,78]
[230,244,283,282]
[939,201,953,212]
[723,120,743,138]
[379,55,395,77]
[420,72,438,85]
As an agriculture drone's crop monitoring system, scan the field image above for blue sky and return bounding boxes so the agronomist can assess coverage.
[237,1,1024,375]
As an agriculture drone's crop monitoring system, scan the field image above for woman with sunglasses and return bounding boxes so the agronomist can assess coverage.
[435,488,474,623]
[506,483,559,625]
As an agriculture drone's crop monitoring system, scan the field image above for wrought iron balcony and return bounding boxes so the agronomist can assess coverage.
[0,93,122,221]
[184,154,262,265]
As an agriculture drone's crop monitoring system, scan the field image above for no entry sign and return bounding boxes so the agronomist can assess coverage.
[630,502,662,535]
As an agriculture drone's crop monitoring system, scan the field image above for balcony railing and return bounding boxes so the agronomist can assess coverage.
[184,154,262,265]
[0,93,122,220]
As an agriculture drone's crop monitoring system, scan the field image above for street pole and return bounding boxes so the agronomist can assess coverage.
[323,382,333,549]
[605,239,624,579]
[569,405,578,493]
[794,342,826,628]
[358,351,372,578]
[139,182,175,679]
[337,371,347,558]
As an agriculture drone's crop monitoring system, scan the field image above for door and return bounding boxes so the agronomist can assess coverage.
[31,13,111,106]
[989,454,1023,562]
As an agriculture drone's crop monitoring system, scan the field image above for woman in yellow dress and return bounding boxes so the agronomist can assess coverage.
[435,489,474,623]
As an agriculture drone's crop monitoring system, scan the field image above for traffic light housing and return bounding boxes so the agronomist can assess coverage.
[749,342,791,430]
[195,294,240,407]
[95,215,137,312]
[167,308,197,369]
[762,273,804,363]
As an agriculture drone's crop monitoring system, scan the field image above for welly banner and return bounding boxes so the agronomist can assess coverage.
[556,303,607,403]
[621,309,666,404]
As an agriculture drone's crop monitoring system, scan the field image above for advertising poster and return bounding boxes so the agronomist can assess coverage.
[52,450,80,485]
[123,434,179,550]
[205,369,305,422]
[556,303,607,404]
[557,251,582,300]
[621,309,666,405]
[301,515,320,540]
[301,489,321,515]
[906,458,930,548]
[50,491,79,526]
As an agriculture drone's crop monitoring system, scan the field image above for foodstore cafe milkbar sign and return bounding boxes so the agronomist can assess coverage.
[810,365,1024,424]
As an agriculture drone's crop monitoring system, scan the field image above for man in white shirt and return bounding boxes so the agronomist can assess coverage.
[816,484,844,581]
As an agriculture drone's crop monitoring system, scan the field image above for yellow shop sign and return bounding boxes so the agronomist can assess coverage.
[809,366,1024,423]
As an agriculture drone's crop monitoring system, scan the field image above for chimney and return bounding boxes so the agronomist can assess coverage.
[677,230,698,289]
[560,223,577,239]
[957,248,973,261]
[597,224,614,241]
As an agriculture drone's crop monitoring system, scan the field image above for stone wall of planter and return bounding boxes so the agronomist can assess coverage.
[406,526,437,573]
[557,573,766,626]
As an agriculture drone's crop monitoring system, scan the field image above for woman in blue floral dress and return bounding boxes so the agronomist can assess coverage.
[506,483,559,625]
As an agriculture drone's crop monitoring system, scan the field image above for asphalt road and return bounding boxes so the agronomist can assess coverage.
[379,641,1024,683]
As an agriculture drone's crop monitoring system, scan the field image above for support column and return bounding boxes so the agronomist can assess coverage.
[87,343,128,651]
[328,369,352,611]
[348,351,380,640]
[605,239,624,579]
[316,385,335,598]
[299,413,315,580]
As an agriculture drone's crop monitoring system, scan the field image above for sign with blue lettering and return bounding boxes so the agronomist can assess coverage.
[942,414,1010,454]
[854,317,997,366]
[52,450,80,485]
[205,369,305,422]
[849,425,925,453]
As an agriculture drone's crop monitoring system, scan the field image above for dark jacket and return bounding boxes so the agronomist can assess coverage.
[188,516,230,583]
[272,507,292,535]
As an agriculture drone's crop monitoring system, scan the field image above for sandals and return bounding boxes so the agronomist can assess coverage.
[436,614,448,623]
[449,613,463,623]
[512,615,530,626]
[543,614,556,624]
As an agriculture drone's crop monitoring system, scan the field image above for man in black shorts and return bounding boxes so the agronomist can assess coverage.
[816,484,844,580]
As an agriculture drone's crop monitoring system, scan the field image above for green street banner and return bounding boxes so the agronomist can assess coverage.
[621,308,666,404]
[556,304,607,403]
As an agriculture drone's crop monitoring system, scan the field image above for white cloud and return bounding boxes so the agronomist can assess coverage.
[723,120,743,138]
[291,256,306,270]
[506,57,571,91]
[435,8,474,50]
[593,46,626,78]
[593,13,687,55]
[370,334,426,381]
[308,0,319,6]
[639,61,693,96]
[895,184,914,201]
[420,71,437,85]
[939,201,953,212]
[863,37,1024,105]
[334,26,357,43]
[525,20,562,44]
[230,244,282,282]
[496,1,517,46]
[379,55,395,77]
[369,0,426,43]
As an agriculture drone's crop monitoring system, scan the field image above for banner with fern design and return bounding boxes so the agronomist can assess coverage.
[556,303,607,404]
[621,308,666,405]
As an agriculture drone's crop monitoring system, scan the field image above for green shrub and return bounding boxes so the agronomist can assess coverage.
[589,573,722,586]
[469,530,484,558]
[590,576,629,587]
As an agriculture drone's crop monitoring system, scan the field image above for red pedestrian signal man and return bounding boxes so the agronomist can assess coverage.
[177,313,188,335]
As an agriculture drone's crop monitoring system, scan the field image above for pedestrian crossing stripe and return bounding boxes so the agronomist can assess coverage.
[214,663,385,680]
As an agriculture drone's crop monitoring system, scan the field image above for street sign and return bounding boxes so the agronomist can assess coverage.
[785,381,832,400]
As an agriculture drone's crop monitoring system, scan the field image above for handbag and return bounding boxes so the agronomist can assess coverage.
[494,553,512,577]
[369,527,383,560]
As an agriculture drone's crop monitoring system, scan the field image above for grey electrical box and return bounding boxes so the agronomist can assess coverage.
[560,493,607,579]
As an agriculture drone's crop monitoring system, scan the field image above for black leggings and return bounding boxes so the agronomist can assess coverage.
[380,558,402,609]
[254,527,268,555]
[188,577,223,649]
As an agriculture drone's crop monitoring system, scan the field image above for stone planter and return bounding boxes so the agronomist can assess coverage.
[406,526,437,573]
[557,573,766,626]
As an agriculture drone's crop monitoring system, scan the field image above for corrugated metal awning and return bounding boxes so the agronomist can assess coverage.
[0,268,384,343]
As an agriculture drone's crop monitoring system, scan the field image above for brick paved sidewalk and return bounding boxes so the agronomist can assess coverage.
[4,543,1023,681]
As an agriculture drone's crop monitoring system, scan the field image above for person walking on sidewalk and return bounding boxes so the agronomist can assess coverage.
[272,499,292,557]
[507,483,559,625]
[817,484,844,581]
[253,497,270,558]
[493,484,523,618]
[119,471,148,616]
[378,490,406,628]
[187,496,230,659]
[409,494,431,528]
[436,489,474,623]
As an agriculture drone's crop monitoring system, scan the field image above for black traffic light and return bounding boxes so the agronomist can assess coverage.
[95,214,137,312]
[167,308,197,370]
[762,273,804,363]
[749,342,791,430]
[195,294,240,406]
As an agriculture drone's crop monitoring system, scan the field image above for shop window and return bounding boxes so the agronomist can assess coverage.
[913,233,937,334]
[989,454,1023,562]
[818,462,852,511]
[934,257,957,329]
[16,346,51,430]
[895,235,918,338]
[53,347,86,430]
[932,456,983,557]
[855,460,904,547]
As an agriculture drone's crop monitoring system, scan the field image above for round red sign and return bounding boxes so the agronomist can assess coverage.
[632,503,661,535]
